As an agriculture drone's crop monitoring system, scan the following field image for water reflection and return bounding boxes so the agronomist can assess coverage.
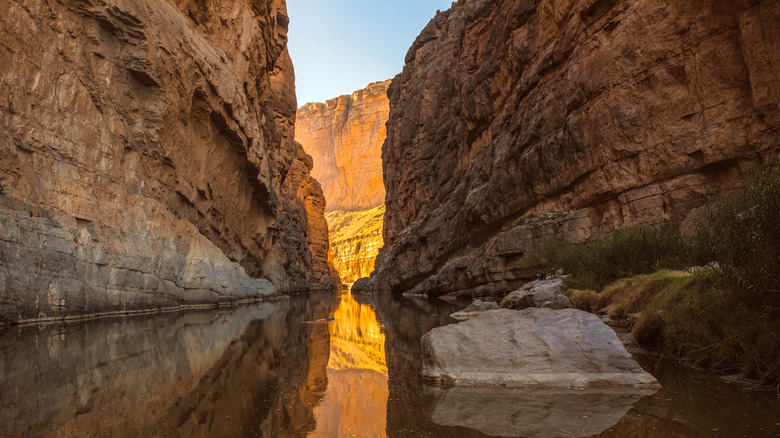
[0,299,331,437]
[0,293,778,437]
[310,292,389,438]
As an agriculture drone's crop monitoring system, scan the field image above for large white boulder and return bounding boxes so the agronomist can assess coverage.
[422,308,659,388]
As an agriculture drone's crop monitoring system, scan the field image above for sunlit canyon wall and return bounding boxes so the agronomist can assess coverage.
[372,0,780,297]
[0,0,337,324]
[295,81,390,284]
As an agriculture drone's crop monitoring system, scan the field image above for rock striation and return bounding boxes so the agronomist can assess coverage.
[325,205,385,285]
[295,80,390,212]
[373,0,780,297]
[0,0,336,324]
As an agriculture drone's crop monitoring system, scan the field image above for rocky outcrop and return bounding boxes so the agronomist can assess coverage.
[295,80,390,212]
[421,308,660,388]
[449,299,499,320]
[500,277,571,310]
[326,205,385,285]
[373,0,780,296]
[0,0,335,323]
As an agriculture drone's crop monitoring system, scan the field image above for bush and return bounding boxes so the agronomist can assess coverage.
[694,162,780,302]
[554,225,692,291]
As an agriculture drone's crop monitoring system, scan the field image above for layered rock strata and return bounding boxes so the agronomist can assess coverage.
[0,0,335,324]
[373,0,780,296]
[325,205,385,285]
[295,80,390,212]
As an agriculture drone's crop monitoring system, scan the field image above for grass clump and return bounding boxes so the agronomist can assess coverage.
[547,161,780,387]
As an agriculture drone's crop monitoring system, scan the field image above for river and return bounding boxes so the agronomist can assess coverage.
[0,292,777,437]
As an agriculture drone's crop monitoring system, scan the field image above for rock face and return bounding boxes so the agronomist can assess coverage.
[421,308,660,388]
[295,80,390,212]
[0,0,335,324]
[325,205,385,285]
[373,0,780,296]
[450,299,499,320]
[500,277,571,310]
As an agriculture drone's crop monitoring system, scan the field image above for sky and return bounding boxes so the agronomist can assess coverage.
[287,0,454,106]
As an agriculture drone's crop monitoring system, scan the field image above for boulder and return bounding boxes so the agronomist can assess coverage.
[450,300,500,320]
[422,308,659,388]
[350,277,373,294]
[500,277,571,310]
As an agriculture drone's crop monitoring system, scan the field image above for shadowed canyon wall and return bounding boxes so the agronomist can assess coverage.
[0,0,336,324]
[296,82,390,284]
[373,0,780,297]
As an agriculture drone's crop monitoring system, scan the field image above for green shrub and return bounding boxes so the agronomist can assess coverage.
[693,162,780,302]
[554,225,692,291]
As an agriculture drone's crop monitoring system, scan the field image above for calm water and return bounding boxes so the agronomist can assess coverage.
[0,292,778,437]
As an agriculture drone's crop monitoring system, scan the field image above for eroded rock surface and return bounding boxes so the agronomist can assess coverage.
[422,308,660,388]
[373,0,780,296]
[0,0,335,323]
[295,80,390,212]
[500,277,571,310]
[450,299,499,320]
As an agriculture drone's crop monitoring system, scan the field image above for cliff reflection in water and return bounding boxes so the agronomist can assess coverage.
[0,298,332,438]
[310,292,389,438]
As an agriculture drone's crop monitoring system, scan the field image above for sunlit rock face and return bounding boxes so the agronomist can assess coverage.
[325,205,385,284]
[374,0,780,296]
[311,293,389,437]
[0,0,337,324]
[295,80,390,212]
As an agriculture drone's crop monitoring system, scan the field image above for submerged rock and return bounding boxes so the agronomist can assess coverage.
[500,277,571,310]
[450,299,499,320]
[422,308,659,388]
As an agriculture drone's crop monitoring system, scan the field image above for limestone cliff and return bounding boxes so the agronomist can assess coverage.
[0,0,335,324]
[373,0,780,297]
[295,80,390,212]
[326,205,385,285]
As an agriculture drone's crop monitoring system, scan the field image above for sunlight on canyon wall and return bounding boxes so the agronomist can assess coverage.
[325,205,385,284]
[310,293,388,437]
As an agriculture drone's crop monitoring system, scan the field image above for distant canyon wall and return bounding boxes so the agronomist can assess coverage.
[373,0,780,297]
[296,82,390,284]
[295,80,390,212]
[0,0,335,324]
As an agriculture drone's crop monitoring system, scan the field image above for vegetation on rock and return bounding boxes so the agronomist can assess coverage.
[541,162,780,388]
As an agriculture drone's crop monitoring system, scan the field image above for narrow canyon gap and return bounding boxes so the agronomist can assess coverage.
[295,80,390,286]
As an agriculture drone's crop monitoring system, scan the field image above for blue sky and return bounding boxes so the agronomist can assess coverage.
[287,0,454,106]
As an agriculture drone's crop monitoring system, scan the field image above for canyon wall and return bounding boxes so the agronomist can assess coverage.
[373,0,780,297]
[0,0,335,324]
[296,82,390,284]
[325,205,385,285]
[295,80,390,212]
